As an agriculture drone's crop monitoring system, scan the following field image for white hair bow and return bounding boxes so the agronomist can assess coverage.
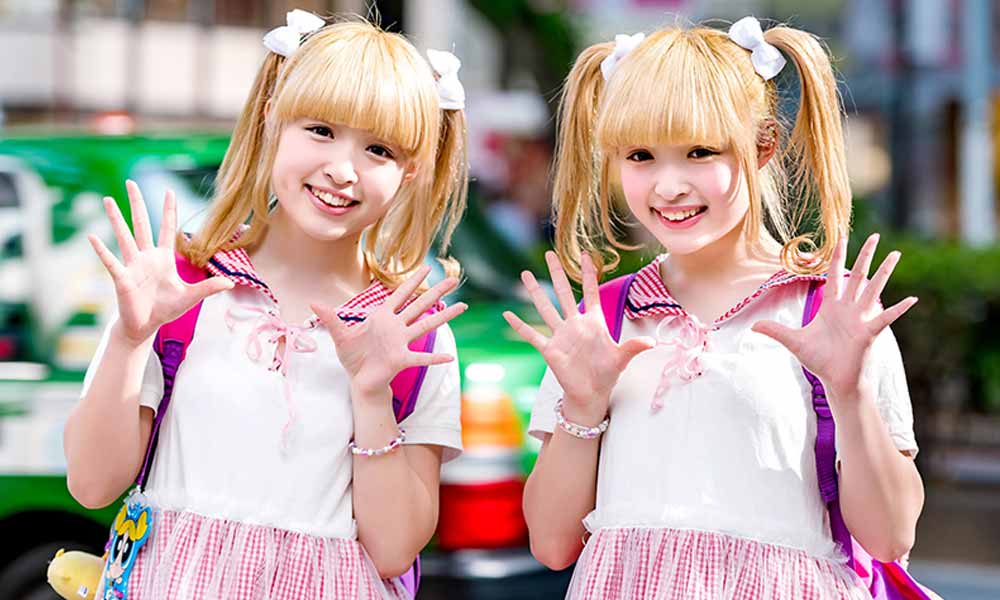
[263,9,326,58]
[600,32,645,81]
[728,16,786,81]
[426,49,465,111]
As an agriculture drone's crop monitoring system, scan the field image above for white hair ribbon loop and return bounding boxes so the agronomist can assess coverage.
[600,32,645,81]
[263,9,325,58]
[426,49,465,111]
[728,16,786,81]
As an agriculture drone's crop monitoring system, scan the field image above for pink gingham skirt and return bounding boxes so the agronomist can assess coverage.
[99,509,410,600]
[567,527,869,600]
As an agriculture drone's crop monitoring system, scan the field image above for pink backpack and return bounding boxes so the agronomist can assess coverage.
[133,254,430,596]
[596,273,936,600]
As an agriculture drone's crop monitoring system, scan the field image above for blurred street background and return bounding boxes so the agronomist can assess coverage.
[0,0,998,598]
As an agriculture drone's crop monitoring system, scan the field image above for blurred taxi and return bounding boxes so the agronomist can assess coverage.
[0,131,559,598]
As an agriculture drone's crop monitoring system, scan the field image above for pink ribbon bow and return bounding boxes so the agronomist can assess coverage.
[651,315,713,412]
[226,305,318,446]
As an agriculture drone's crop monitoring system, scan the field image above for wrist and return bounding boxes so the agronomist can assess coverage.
[822,378,874,407]
[109,321,153,350]
[350,376,392,401]
[560,393,609,427]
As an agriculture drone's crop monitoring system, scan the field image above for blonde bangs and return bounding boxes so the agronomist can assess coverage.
[271,24,440,163]
[597,29,755,152]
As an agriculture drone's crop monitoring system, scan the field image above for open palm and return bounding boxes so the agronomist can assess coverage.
[752,233,918,398]
[88,180,233,345]
[503,252,655,420]
[312,265,467,397]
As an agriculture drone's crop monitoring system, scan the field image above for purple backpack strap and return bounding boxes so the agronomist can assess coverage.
[137,253,207,488]
[801,282,852,552]
[802,281,934,600]
[596,273,639,342]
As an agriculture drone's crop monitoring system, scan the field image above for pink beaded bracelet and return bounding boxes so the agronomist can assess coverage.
[555,400,609,440]
[349,429,406,457]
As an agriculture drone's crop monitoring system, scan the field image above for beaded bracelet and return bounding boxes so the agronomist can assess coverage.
[349,429,406,457]
[554,400,609,440]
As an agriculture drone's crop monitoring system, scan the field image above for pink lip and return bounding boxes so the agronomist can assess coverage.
[654,207,707,230]
[306,185,356,217]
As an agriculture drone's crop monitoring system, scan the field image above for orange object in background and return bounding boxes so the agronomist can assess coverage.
[460,388,523,448]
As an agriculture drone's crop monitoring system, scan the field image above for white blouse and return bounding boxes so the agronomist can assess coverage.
[529,262,917,560]
[82,282,462,541]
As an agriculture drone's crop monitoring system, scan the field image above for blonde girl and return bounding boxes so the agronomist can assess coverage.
[504,17,927,600]
[64,11,468,600]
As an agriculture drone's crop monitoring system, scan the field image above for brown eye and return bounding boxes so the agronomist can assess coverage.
[306,125,333,138]
[688,147,719,159]
[626,150,653,162]
[367,145,395,160]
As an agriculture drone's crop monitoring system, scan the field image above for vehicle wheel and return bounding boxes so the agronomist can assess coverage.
[0,540,94,600]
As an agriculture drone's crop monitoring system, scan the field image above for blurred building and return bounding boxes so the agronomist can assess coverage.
[0,0,997,241]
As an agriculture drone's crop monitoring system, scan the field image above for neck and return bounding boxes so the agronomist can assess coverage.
[250,209,370,293]
[664,220,782,285]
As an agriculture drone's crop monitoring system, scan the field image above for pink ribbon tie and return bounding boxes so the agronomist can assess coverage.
[652,315,713,412]
[226,305,318,445]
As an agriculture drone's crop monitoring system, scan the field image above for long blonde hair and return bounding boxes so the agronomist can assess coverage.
[183,17,468,285]
[553,22,850,281]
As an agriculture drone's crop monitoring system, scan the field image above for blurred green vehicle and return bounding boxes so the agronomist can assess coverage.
[0,132,561,598]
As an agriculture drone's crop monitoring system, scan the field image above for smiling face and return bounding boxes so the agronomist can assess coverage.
[618,141,749,256]
[270,118,413,243]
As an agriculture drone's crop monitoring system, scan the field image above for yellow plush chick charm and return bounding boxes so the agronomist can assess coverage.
[47,548,105,600]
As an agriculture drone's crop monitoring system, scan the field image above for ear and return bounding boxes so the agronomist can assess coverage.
[756,118,779,169]
[401,161,419,183]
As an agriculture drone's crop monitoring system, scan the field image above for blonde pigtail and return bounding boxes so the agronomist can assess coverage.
[182,52,285,265]
[552,42,616,282]
[765,27,851,274]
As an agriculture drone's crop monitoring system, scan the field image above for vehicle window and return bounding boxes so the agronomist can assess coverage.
[0,172,18,208]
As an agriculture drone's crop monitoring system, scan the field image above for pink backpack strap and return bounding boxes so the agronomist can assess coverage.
[595,273,638,342]
[389,305,439,423]
[137,253,208,488]
[386,304,441,596]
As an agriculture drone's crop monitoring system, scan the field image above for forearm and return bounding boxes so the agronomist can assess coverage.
[830,384,924,562]
[351,384,439,578]
[523,402,602,570]
[64,323,152,508]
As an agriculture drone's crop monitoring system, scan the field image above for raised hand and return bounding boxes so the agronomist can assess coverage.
[311,266,467,399]
[751,233,918,399]
[88,180,234,346]
[503,252,655,423]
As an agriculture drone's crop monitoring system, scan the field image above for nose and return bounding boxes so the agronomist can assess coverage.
[652,162,692,202]
[323,148,358,186]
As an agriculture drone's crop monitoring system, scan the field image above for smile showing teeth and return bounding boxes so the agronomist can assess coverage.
[657,207,704,222]
[309,185,355,207]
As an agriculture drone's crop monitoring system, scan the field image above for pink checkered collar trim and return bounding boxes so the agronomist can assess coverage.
[624,255,825,325]
[204,245,393,324]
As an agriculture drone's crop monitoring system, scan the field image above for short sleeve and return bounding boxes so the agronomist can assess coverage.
[528,367,563,442]
[80,319,165,414]
[864,326,919,456]
[399,323,463,463]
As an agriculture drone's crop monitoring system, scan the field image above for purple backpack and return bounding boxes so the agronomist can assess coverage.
[597,273,936,600]
[133,253,431,596]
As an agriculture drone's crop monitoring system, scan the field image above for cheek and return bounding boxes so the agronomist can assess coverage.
[698,162,738,199]
[370,164,407,199]
[619,165,651,214]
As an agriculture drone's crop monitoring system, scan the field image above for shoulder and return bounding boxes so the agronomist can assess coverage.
[429,321,457,356]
